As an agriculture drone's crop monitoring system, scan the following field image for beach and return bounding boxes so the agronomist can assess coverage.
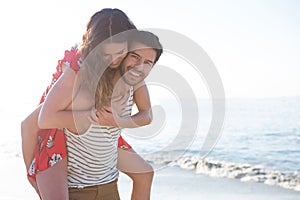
[1,155,299,200]
[1,0,300,198]
[1,97,300,199]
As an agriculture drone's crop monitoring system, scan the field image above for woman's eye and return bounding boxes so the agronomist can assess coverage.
[117,50,125,55]
[102,55,110,59]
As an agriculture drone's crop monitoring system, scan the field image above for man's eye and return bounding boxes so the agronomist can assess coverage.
[130,54,139,60]
[144,62,153,68]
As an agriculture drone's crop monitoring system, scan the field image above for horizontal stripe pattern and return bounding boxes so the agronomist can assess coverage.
[65,87,134,188]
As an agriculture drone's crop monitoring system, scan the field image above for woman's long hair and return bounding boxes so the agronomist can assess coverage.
[78,8,136,109]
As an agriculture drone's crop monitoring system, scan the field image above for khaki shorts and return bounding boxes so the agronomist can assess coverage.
[69,179,120,200]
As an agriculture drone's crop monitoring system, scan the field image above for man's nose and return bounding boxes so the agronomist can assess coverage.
[134,58,145,71]
[134,62,145,71]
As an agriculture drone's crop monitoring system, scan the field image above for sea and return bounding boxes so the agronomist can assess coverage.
[1,96,300,192]
[122,96,300,191]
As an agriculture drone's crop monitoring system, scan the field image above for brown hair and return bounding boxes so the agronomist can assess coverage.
[128,30,163,64]
[78,8,136,109]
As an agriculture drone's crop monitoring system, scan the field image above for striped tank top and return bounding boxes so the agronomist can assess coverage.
[65,86,134,188]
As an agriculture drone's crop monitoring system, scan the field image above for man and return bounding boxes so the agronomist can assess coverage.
[92,30,163,200]
[98,30,163,128]
[38,30,163,200]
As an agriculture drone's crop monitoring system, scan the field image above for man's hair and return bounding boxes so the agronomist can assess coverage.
[128,30,163,63]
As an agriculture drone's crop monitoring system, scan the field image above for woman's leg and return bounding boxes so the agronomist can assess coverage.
[21,105,42,197]
[117,148,154,200]
[36,158,69,200]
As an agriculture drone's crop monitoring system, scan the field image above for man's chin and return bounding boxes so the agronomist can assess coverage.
[122,77,143,86]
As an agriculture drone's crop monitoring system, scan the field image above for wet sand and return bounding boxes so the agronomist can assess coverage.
[1,157,300,200]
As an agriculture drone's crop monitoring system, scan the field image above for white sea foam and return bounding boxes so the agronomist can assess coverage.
[145,152,300,192]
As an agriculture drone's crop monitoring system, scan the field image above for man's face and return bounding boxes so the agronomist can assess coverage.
[120,41,156,85]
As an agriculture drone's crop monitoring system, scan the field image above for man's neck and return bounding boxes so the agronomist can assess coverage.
[111,69,130,97]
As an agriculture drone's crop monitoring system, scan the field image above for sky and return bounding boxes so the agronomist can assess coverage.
[0,0,299,109]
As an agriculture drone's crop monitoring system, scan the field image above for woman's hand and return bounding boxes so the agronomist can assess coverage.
[89,93,128,127]
[88,106,121,127]
[96,106,121,127]
[88,108,100,125]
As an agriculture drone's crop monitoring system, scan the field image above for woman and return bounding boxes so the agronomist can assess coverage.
[21,8,154,200]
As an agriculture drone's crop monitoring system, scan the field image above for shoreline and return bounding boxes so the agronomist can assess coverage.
[1,156,300,200]
[173,156,300,192]
[120,165,300,200]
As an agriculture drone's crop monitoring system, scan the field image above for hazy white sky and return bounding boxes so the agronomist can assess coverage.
[0,0,299,106]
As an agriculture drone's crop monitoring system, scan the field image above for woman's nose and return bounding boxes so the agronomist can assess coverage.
[111,55,122,65]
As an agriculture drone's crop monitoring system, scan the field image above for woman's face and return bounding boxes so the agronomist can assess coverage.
[100,42,128,69]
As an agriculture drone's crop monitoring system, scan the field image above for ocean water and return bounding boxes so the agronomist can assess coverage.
[1,96,300,191]
[122,96,300,191]
[208,97,300,172]
[123,97,300,171]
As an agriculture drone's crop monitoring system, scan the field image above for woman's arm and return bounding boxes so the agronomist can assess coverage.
[38,67,90,132]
